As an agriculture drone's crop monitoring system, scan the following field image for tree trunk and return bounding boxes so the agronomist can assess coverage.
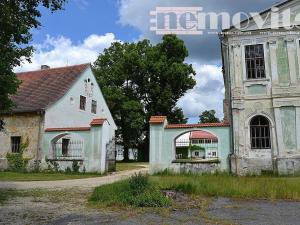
[123,145,130,162]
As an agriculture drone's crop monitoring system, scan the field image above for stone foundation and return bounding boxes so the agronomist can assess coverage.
[170,162,221,174]
[231,155,300,175]
[275,157,300,175]
[230,155,273,176]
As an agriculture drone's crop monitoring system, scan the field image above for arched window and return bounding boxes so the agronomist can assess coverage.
[250,115,271,149]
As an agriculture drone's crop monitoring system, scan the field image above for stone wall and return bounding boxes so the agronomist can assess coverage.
[170,162,221,174]
[0,113,44,170]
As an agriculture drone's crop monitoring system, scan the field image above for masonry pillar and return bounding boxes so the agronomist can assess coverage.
[286,38,297,85]
[149,116,167,173]
[269,40,278,85]
[89,119,108,173]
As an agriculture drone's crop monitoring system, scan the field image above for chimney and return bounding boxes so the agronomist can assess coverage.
[41,65,50,70]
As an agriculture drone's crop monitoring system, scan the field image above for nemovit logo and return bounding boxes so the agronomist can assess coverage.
[150,7,300,35]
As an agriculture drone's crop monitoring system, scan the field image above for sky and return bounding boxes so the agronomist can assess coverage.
[18,0,282,123]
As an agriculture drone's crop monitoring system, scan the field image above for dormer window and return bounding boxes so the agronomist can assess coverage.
[245,44,266,79]
[91,100,97,114]
[80,95,86,110]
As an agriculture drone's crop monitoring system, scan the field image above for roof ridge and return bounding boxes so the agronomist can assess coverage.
[16,63,90,75]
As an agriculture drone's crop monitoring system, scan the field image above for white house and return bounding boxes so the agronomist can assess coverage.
[0,63,117,173]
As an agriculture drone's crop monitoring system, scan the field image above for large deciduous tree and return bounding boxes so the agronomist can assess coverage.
[199,110,220,124]
[0,0,66,114]
[93,35,196,161]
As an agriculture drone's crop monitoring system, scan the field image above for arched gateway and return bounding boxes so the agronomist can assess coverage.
[149,116,231,174]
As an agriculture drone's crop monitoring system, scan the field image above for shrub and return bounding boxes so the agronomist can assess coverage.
[72,161,80,173]
[131,188,171,207]
[190,145,205,151]
[65,167,72,174]
[129,172,149,195]
[90,174,171,208]
[6,137,30,172]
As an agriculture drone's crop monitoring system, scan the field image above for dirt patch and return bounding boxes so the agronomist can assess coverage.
[1,189,300,225]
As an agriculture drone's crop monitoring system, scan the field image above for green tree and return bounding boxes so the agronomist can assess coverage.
[199,110,220,123]
[93,35,196,161]
[0,0,66,116]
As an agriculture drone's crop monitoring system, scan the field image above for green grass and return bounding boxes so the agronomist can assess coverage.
[151,173,300,200]
[116,162,147,172]
[0,171,102,181]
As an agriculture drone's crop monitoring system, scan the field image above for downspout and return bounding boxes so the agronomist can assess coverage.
[219,33,236,174]
[36,110,45,165]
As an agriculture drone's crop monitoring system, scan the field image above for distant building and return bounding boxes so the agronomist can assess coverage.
[175,131,218,159]
[0,64,117,172]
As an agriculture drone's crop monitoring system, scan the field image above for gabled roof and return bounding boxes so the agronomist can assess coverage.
[223,0,294,32]
[149,116,167,124]
[10,63,90,113]
[190,130,217,140]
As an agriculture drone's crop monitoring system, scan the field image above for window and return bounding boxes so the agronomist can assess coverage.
[212,152,217,157]
[245,44,266,79]
[79,95,86,110]
[11,136,21,153]
[250,116,271,149]
[195,152,199,157]
[91,100,97,114]
[62,138,70,156]
[192,140,198,144]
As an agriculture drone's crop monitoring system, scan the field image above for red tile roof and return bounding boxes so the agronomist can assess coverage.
[166,122,230,129]
[190,130,217,140]
[90,118,107,126]
[149,116,167,124]
[45,127,91,132]
[10,63,90,113]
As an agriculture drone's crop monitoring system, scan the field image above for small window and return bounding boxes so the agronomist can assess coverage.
[192,140,198,144]
[212,152,217,157]
[62,138,70,157]
[11,136,21,153]
[91,100,97,114]
[195,152,199,157]
[80,95,86,110]
[245,44,266,79]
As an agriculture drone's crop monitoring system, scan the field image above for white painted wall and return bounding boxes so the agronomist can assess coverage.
[44,66,117,139]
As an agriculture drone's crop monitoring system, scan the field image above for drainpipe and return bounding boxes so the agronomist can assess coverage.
[36,110,45,164]
[219,33,236,174]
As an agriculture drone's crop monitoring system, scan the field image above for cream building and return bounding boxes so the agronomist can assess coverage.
[221,0,300,175]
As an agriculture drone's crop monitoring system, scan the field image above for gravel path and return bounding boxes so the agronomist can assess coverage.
[0,167,148,190]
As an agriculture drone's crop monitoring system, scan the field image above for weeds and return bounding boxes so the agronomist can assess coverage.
[89,173,171,207]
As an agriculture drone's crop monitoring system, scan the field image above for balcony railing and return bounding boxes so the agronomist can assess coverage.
[52,140,83,160]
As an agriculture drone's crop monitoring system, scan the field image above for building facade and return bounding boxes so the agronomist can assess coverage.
[0,64,117,173]
[221,0,300,175]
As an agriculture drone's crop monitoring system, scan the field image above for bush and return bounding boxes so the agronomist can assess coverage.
[90,173,171,208]
[131,188,171,207]
[72,161,80,173]
[129,172,149,195]
[65,167,72,174]
[190,145,205,151]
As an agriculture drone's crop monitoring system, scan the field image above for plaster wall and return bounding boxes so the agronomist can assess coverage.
[44,67,116,139]
[0,113,43,170]
[150,124,231,174]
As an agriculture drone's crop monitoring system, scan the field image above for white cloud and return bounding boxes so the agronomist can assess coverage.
[177,63,224,122]
[16,33,119,72]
